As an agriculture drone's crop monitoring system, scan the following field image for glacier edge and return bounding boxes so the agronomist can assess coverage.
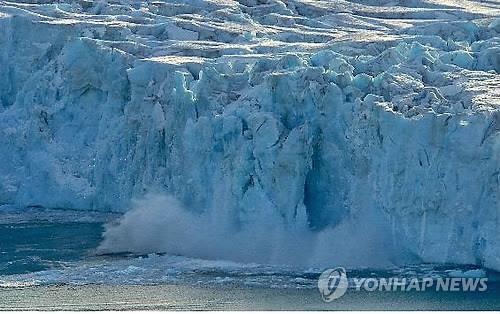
[0,0,499,270]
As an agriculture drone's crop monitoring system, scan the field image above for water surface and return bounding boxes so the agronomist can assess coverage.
[0,207,498,310]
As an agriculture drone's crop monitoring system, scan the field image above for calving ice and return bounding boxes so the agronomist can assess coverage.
[0,0,499,277]
[0,0,500,310]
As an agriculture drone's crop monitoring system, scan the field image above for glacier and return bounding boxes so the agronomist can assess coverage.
[0,0,499,271]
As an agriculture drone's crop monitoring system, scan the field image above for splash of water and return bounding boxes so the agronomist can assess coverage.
[98,193,400,268]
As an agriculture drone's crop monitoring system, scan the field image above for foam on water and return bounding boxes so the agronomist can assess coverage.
[1,252,496,289]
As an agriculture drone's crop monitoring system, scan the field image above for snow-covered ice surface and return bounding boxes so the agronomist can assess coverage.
[0,0,499,274]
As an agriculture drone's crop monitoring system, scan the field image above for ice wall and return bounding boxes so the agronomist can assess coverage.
[0,0,499,270]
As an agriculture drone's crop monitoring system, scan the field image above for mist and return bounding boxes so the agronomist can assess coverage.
[98,193,400,268]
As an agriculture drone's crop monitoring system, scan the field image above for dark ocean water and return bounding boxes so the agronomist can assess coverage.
[0,222,103,275]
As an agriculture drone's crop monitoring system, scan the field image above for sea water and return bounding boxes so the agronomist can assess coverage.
[0,207,498,310]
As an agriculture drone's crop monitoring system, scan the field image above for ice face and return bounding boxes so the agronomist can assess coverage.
[0,1,499,270]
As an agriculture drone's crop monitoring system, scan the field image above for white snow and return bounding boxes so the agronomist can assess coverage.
[0,1,499,270]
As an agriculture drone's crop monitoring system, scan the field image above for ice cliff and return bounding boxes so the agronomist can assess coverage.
[0,0,499,270]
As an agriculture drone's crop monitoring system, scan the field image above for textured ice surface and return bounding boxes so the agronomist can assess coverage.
[0,1,499,270]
